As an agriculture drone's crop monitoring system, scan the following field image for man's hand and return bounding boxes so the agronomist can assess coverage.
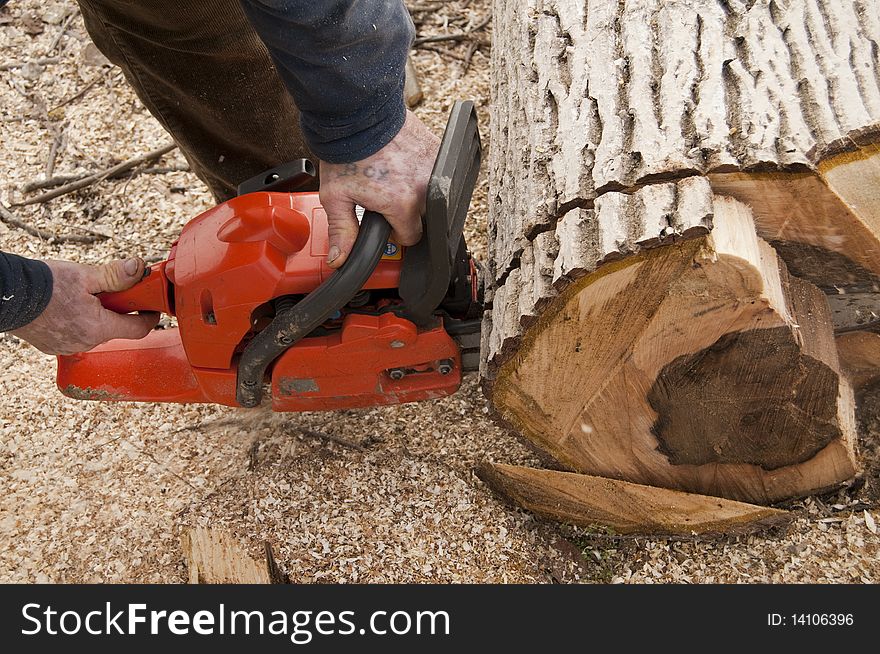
[318,110,441,268]
[12,258,159,355]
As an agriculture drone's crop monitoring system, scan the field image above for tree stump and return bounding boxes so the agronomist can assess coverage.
[482,0,880,526]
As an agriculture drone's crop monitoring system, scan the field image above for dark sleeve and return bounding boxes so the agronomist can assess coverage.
[238,0,415,163]
[0,252,53,332]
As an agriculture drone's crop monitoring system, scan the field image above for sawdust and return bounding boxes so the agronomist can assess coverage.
[1,0,878,584]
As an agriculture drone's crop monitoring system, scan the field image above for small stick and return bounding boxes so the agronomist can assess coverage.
[0,200,108,244]
[0,56,61,72]
[140,165,190,175]
[22,174,83,193]
[299,428,365,451]
[22,163,189,193]
[412,13,491,46]
[14,142,177,206]
[407,2,447,11]
[49,75,103,112]
[461,40,480,75]
[45,128,65,179]
[46,11,78,55]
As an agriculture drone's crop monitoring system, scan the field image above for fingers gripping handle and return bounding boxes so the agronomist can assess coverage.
[97,262,173,315]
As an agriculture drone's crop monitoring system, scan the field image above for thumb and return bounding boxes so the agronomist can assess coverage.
[88,258,146,294]
[321,197,360,269]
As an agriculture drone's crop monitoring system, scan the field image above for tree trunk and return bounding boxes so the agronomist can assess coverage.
[483,0,880,522]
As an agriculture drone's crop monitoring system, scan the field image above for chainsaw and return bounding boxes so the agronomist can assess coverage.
[56,101,483,411]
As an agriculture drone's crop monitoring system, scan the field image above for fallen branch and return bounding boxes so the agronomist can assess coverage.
[22,163,189,194]
[13,142,177,205]
[415,44,470,62]
[0,200,108,244]
[412,14,491,46]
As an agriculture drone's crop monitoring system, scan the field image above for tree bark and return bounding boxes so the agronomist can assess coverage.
[484,0,880,521]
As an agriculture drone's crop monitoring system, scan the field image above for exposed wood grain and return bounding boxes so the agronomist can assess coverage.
[181,527,272,584]
[836,330,880,390]
[710,170,880,289]
[477,463,790,536]
[488,191,859,504]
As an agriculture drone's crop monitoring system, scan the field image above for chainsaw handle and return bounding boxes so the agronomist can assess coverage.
[98,262,173,315]
[235,210,392,407]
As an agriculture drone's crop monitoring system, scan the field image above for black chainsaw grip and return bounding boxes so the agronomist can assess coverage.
[235,211,392,407]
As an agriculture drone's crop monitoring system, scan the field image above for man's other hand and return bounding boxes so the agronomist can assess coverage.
[12,258,159,355]
[318,110,440,269]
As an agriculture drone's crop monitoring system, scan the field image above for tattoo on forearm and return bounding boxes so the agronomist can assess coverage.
[335,163,390,181]
[362,165,389,180]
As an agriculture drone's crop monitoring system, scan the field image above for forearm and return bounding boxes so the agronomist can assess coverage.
[238,0,415,163]
[0,252,53,332]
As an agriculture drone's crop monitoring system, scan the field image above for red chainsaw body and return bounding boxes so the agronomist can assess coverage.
[56,191,462,410]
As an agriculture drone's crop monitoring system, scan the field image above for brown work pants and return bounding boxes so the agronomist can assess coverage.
[76,0,311,201]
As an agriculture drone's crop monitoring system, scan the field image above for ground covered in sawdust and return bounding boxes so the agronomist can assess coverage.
[1,0,878,584]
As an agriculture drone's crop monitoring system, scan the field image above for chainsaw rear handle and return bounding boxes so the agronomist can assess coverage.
[235,210,392,407]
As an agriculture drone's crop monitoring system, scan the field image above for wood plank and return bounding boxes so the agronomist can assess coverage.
[477,463,789,536]
[182,527,273,584]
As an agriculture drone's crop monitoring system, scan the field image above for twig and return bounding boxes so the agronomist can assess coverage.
[407,2,448,11]
[140,165,190,175]
[416,44,469,62]
[0,200,108,244]
[49,75,103,112]
[22,164,189,193]
[412,13,491,46]
[299,428,366,452]
[47,11,78,55]
[462,40,480,74]
[0,56,61,72]
[22,174,82,192]
[45,128,65,179]
[13,142,177,205]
